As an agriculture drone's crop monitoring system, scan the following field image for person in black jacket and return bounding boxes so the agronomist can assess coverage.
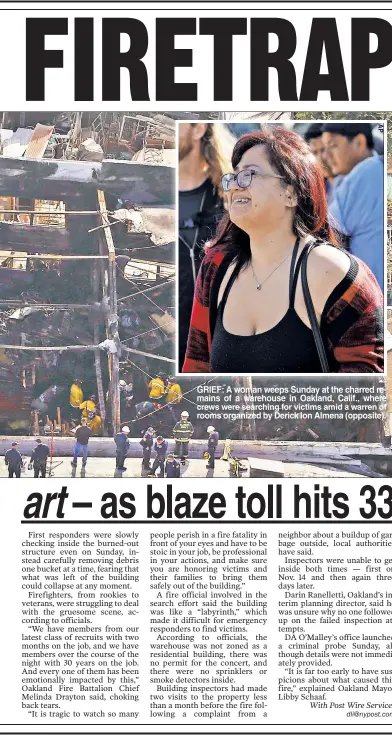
[114,425,130,471]
[178,122,225,369]
[5,442,23,478]
[29,438,50,478]
[165,454,181,478]
[149,436,168,477]
[140,427,154,472]
[206,426,219,469]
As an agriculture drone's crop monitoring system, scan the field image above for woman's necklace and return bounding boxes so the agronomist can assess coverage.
[250,250,293,291]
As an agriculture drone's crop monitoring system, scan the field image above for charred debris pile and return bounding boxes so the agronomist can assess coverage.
[0,112,176,435]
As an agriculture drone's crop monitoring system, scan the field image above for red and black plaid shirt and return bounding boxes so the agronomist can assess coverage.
[182,246,384,374]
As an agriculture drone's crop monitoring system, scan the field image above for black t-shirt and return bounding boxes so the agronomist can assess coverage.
[178,178,224,369]
[75,426,92,445]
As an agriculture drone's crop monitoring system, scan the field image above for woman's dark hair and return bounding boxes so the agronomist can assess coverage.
[208,127,337,269]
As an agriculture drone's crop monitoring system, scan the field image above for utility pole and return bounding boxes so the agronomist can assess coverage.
[97,190,120,434]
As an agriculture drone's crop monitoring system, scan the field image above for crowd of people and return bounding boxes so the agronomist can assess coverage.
[8,366,220,478]
[3,419,220,478]
[304,122,383,288]
[67,372,187,436]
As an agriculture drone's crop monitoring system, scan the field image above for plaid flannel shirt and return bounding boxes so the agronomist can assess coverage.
[182,246,384,374]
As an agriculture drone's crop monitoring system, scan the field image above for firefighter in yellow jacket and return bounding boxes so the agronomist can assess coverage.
[148,374,165,401]
[79,395,97,418]
[88,412,103,436]
[166,377,182,405]
[69,379,83,420]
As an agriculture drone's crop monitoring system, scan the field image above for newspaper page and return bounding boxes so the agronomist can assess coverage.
[1,3,392,735]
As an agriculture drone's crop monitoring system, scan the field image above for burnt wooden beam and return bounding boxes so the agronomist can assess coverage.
[92,261,106,426]
[0,301,90,309]
[121,345,175,363]
[97,189,120,434]
[0,157,174,206]
[0,222,72,253]
[115,239,175,264]
[0,157,101,200]
[0,344,97,351]
[0,209,98,215]
[98,160,174,206]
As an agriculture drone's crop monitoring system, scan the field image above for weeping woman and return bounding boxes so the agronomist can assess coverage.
[182,127,383,374]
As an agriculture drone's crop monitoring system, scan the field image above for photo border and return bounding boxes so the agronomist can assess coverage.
[175,118,387,378]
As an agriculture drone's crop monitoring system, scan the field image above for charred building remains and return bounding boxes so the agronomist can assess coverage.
[0,112,176,436]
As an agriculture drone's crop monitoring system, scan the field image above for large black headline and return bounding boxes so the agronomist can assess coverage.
[21,484,392,521]
[25,17,392,102]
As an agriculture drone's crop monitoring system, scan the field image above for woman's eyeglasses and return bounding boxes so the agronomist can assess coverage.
[221,169,285,192]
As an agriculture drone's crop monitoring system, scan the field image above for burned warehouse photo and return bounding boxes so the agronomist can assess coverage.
[0,111,390,479]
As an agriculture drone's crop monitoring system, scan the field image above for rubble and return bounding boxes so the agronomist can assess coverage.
[0,111,176,436]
